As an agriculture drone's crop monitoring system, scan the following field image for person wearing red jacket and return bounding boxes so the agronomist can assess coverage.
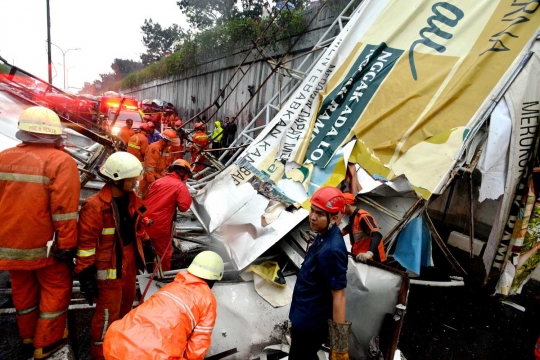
[138,129,180,199]
[145,159,193,271]
[341,192,386,263]
[0,106,80,359]
[103,251,224,360]
[75,152,155,360]
[189,122,209,177]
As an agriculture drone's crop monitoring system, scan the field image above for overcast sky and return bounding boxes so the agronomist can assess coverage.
[0,0,188,92]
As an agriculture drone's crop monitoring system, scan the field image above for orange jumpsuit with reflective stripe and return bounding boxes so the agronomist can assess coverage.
[76,183,150,360]
[343,209,386,262]
[127,132,149,162]
[138,139,173,198]
[103,271,217,360]
[189,131,209,175]
[0,143,80,351]
[118,126,135,145]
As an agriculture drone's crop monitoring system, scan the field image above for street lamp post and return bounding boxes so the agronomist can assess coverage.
[50,43,80,90]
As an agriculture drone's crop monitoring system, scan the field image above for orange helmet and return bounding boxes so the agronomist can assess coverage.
[171,159,192,178]
[139,123,149,132]
[343,192,356,205]
[310,187,345,214]
[162,129,180,146]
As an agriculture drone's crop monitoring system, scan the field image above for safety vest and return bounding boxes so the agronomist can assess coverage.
[348,208,386,262]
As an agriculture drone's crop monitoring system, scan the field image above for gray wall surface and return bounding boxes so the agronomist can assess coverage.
[122,1,348,134]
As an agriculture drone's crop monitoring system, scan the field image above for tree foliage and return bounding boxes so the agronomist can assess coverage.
[111,58,144,78]
[177,0,240,29]
[140,19,182,65]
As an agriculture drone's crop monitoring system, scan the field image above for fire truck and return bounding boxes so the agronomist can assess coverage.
[99,93,144,137]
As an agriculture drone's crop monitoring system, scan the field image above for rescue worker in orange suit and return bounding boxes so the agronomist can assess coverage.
[75,152,155,360]
[117,118,135,146]
[0,106,80,359]
[103,251,224,360]
[138,129,180,199]
[189,122,209,177]
[127,123,149,163]
[289,187,350,360]
[171,120,185,161]
[145,159,193,271]
[341,192,386,263]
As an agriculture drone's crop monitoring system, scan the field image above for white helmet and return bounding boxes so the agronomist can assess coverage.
[188,251,224,280]
[100,152,143,181]
[18,106,63,135]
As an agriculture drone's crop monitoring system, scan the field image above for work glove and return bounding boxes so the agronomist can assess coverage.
[328,320,352,360]
[356,251,374,263]
[53,248,76,269]
[143,240,156,273]
[78,265,98,306]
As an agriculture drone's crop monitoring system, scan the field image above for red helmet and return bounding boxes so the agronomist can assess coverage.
[175,120,183,127]
[310,187,345,214]
[139,123,150,132]
[147,121,155,128]
[194,122,203,130]
[162,129,180,146]
[144,114,151,121]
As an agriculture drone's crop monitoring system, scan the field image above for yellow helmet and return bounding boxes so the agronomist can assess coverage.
[100,152,143,181]
[188,251,224,280]
[18,106,62,135]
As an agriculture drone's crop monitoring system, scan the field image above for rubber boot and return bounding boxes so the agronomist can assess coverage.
[33,329,69,359]
[328,320,352,360]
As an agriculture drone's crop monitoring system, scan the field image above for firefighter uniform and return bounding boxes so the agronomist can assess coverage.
[145,171,192,271]
[138,139,173,198]
[343,209,386,262]
[103,251,224,360]
[127,132,149,162]
[0,107,80,359]
[189,129,209,175]
[117,126,135,146]
[76,182,150,360]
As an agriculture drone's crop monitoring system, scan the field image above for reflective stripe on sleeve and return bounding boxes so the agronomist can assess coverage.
[101,228,115,235]
[0,172,50,185]
[16,305,39,316]
[163,153,170,157]
[96,269,117,280]
[128,143,141,149]
[145,167,155,171]
[194,325,213,333]
[76,248,96,257]
[0,246,48,261]
[52,212,78,221]
[39,308,67,320]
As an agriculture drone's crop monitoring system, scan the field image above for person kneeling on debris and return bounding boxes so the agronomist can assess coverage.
[75,152,154,360]
[0,106,80,359]
[341,193,386,263]
[145,159,193,272]
[103,251,224,360]
[289,187,351,360]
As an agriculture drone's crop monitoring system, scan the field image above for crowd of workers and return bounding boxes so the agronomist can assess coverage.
[0,106,385,359]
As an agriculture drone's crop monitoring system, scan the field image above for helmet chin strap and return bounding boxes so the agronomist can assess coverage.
[327,213,333,230]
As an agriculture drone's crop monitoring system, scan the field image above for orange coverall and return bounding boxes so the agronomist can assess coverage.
[189,130,209,175]
[145,172,192,271]
[127,131,149,162]
[76,183,151,360]
[103,271,217,360]
[342,209,386,262]
[117,126,135,145]
[138,139,173,198]
[0,143,80,353]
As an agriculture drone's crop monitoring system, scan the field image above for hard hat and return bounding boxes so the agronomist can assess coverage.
[139,123,150,132]
[188,251,224,280]
[343,192,356,205]
[175,120,183,127]
[18,106,62,136]
[100,152,143,181]
[194,122,202,129]
[148,121,155,128]
[162,129,180,146]
[171,159,192,177]
[310,186,345,214]
[144,114,151,121]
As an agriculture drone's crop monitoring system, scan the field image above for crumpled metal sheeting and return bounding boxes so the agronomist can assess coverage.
[346,259,404,360]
